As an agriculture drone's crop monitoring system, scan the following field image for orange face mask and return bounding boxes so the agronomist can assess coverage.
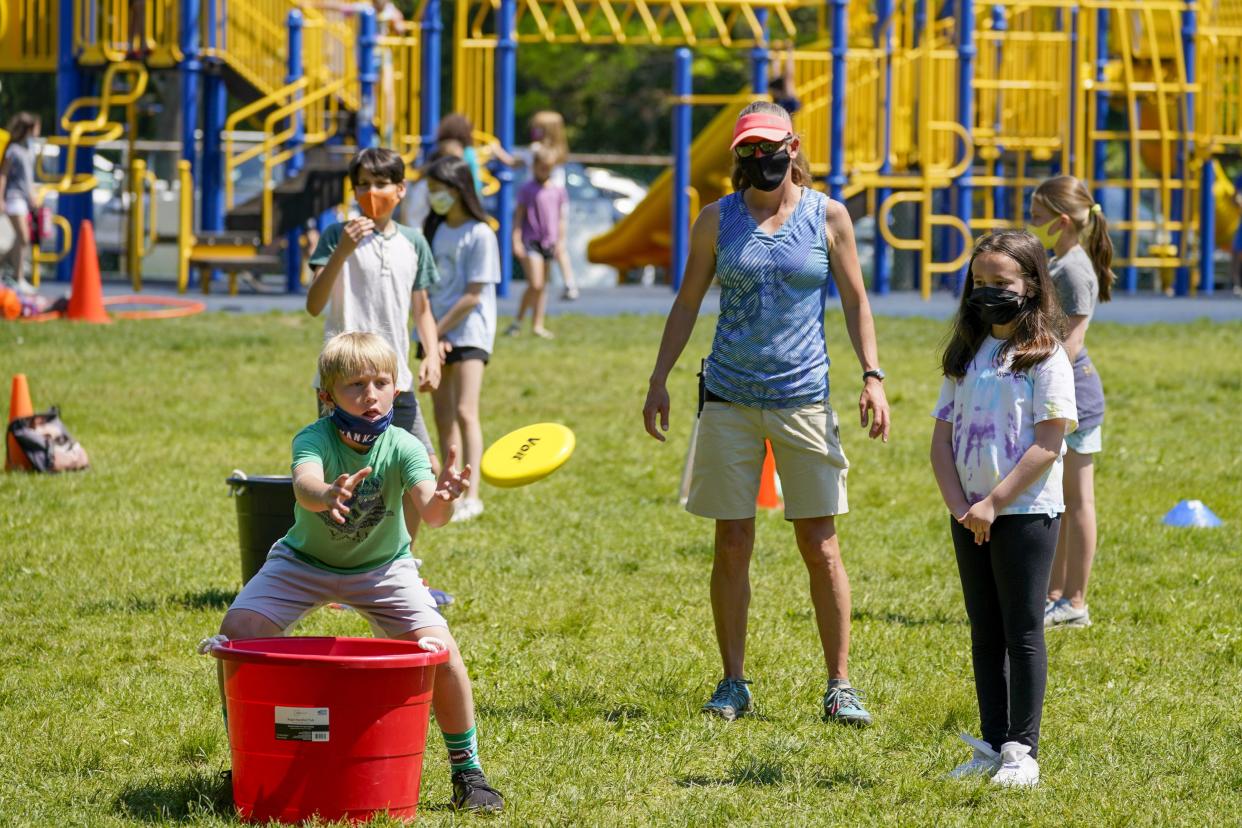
[357,187,400,220]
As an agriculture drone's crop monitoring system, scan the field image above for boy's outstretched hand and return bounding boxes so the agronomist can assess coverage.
[324,466,372,524]
[434,445,471,502]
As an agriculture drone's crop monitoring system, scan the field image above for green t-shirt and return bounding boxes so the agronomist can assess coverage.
[281,418,435,573]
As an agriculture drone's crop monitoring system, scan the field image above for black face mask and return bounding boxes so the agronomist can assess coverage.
[968,286,1027,325]
[740,150,791,192]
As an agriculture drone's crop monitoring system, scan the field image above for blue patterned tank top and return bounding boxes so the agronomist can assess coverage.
[705,188,832,408]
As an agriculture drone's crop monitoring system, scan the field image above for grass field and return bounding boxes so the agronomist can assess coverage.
[2,310,1241,827]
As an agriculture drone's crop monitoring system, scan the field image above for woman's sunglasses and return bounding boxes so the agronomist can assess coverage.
[734,137,791,158]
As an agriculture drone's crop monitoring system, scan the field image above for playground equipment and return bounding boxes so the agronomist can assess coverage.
[587,0,1242,297]
[3,0,1240,297]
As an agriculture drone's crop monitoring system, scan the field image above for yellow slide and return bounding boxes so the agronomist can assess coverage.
[587,92,753,272]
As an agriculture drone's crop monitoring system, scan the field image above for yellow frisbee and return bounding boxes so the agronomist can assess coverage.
[481,422,576,488]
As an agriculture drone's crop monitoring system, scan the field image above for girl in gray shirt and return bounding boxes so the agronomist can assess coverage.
[1029,175,1116,630]
[1,112,41,289]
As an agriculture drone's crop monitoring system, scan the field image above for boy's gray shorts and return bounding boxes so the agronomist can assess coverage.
[228,544,447,637]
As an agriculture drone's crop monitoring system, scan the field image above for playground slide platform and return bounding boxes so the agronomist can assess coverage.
[587,93,753,273]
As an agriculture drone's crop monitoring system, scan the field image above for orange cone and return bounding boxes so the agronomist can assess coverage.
[66,220,110,324]
[756,440,781,509]
[6,374,34,471]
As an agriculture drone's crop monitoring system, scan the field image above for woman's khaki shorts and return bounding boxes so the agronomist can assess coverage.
[687,399,849,521]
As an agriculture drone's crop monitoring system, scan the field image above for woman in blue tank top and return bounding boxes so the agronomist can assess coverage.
[643,102,891,726]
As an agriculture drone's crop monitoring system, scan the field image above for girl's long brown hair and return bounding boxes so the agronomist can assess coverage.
[729,101,812,192]
[1032,175,1115,301]
[941,231,1066,379]
[5,112,40,146]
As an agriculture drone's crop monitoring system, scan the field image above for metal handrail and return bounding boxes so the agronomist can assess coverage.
[259,78,348,244]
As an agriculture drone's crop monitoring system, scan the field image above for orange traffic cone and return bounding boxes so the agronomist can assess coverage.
[6,374,34,471]
[756,440,781,509]
[66,220,110,324]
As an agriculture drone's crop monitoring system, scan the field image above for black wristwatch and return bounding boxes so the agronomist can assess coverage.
[863,368,886,383]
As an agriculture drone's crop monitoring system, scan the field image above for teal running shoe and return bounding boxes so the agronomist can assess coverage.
[701,678,753,721]
[823,683,872,727]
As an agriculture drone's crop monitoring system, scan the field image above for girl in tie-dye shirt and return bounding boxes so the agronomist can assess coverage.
[930,231,1076,789]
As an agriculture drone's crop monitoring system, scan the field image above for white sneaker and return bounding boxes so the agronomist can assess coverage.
[450,498,484,523]
[1045,598,1091,628]
[991,742,1040,787]
[947,732,1001,779]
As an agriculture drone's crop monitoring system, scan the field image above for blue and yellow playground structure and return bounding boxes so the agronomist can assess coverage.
[1,0,1240,298]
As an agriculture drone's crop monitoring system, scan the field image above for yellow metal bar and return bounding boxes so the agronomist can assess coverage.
[260,78,348,244]
[30,215,72,289]
[177,160,193,293]
[128,157,146,291]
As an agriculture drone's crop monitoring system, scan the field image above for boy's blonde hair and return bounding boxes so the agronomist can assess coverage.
[318,332,398,391]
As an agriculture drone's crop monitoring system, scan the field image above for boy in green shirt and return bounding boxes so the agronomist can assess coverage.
[215,331,503,812]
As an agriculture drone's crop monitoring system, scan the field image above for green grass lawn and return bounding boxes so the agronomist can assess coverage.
[2,310,1241,827]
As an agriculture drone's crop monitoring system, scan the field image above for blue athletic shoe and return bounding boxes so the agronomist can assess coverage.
[429,588,455,608]
[702,677,753,721]
[823,683,872,727]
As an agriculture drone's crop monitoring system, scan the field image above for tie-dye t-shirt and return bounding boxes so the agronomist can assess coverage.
[932,338,1077,516]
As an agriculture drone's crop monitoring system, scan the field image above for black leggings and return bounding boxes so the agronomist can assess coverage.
[951,513,1060,758]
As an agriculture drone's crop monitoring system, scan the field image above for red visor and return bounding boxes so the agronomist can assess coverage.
[730,112,792,149]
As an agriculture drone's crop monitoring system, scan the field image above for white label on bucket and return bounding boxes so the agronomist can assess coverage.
[274,706,329,742]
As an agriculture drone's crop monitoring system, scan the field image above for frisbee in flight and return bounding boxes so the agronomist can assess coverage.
[480,422,576,488]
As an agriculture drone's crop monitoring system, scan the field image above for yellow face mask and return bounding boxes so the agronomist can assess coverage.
[1025,217,1061,249]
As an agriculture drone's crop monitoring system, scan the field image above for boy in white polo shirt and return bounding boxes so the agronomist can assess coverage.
[306,147,441,539]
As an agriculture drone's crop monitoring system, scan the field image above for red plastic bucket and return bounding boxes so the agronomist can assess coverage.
[212,637,449,824]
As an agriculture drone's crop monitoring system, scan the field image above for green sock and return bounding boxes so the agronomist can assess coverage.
[443,726,482,773]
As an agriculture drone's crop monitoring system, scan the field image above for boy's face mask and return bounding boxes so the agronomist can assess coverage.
[328,400,393,445]
[358,186,401,221]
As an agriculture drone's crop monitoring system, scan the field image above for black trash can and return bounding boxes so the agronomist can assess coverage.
[226,473,296,584]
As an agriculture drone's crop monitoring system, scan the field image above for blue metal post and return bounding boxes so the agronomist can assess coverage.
[1201,160,1216,297]
[827,0,847,296]
[180,0,203,287]
[1067,6,1078,174]
[284,10,305,293]
[672,48,692,292]
[420,0,443,162]
[1093,9,1109,215]
[912,0,926,291]
[200,0,226,287]
[180,0,201,174]
[1183,5,1203,295]
[286,11,305,177]
[750,10,769,95]
[55,0,83,282]
[1122,117,1137,294]
[358,8,378,148]
[495,0,516,297]
[954,0,976,294]
[992,5,1007,222]
[1170,9,1191,296]
[873,0,894,294]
